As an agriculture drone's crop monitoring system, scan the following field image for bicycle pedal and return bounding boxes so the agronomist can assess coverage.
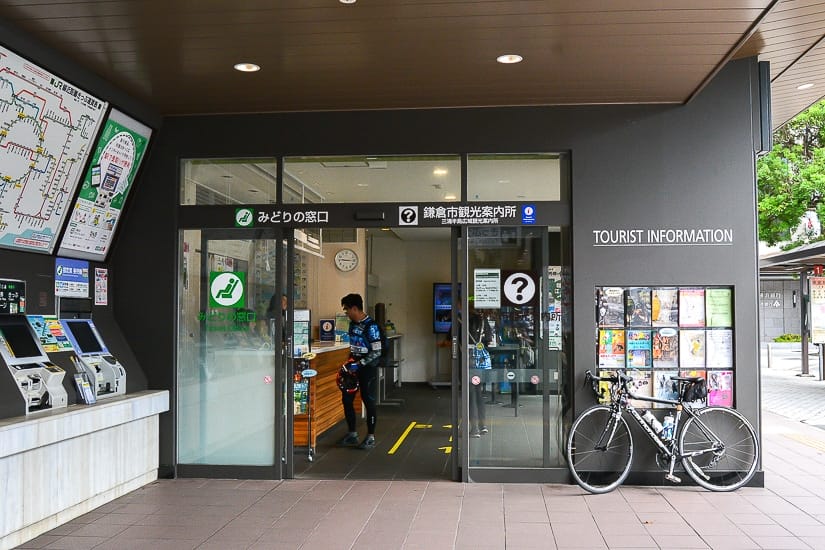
[665,473,681,484]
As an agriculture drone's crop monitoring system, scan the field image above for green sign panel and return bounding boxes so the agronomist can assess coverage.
[209,271,246,308]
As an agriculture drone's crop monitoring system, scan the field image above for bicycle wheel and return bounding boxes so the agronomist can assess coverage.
[679,407,758,491]
[566,405,633,494]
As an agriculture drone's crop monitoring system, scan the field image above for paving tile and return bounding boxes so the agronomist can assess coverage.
[601,533,658,548]
[42,536,108,549]
[747,536,813,549]
[15,534,63,549]
[700,535,760,549]
[648,534,710,548]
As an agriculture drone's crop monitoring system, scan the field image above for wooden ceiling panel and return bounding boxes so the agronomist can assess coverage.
[5,0,822,118]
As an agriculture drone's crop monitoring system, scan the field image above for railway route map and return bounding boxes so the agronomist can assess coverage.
[0,45,107,253]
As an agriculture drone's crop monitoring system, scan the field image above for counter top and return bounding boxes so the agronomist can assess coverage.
[0,390,169,458]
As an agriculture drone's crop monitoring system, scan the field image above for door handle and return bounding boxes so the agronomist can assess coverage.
[451,336,458,359]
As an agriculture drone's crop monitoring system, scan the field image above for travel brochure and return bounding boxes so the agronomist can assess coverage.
[595,285,734,407]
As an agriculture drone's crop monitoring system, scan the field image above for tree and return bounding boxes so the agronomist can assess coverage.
[757,100,825,246]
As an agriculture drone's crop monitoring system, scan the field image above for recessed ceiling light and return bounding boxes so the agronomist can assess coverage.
[357,183,369,187]
[433,168,448,176]
[444,194,457,200]
[340,0,356,4]
[248,189,259,193]
[496,54,523,64]
[234,62,260,72]
[797,83,815,90]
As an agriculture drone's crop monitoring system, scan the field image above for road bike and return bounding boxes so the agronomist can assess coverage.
[566,369,759,494]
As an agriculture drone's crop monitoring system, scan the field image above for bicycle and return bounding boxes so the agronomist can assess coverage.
[566,369,759,494]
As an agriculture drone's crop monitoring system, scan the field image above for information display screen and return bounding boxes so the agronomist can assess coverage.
[1,322,42,359]
[57,109,152,261]
[0,45,107,254]
[434,283,453,333]
[64,320,104,354]
[0,279,26,315]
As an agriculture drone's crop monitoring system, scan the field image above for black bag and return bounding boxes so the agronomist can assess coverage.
[682,378,707,402]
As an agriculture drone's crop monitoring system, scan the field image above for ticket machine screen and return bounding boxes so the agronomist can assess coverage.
[1,322,42,358]
[64,320,103,354]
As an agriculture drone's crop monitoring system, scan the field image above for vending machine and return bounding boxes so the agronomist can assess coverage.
[0,279,68,418]
[60,319,126,399]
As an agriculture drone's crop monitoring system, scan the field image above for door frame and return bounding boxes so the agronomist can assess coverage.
[175,227,290,480]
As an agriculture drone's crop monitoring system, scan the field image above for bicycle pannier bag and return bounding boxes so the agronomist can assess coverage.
[682,378,707,402]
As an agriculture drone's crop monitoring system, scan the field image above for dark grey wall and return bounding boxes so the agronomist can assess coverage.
[114,57,762,474]
[0,17,160,414]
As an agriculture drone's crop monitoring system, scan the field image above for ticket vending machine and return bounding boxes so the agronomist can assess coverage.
[60,319,126,399]
[0,279,68,417]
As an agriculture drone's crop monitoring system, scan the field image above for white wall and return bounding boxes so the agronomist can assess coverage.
[372,235,451,382]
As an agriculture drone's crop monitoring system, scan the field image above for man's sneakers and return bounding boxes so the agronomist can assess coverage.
[480,426,489,435]
[338,432,359,446]
[357,436,376,450]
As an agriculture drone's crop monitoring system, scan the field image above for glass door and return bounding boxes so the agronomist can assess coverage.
[460,226,569,479]
[176,228,287,477]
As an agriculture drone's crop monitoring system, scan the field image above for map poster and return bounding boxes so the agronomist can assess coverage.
[26,314,73,353]
[0,45,107,254]
[57,109,152,260]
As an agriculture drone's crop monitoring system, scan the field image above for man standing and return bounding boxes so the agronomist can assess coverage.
[339,293,381,450]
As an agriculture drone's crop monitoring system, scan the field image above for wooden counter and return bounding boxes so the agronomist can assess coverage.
[293,344,361,447]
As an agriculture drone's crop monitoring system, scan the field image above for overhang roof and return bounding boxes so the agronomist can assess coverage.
[760,240,825,273]
[0,0,822,126]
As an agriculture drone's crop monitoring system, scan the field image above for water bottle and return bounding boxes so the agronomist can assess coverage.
[661,414,675,441]
[642,410,663,434]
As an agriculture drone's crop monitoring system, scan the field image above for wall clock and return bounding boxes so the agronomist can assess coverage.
[334,248,359,272]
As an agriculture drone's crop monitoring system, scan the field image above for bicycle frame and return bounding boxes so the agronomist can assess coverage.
[603,374,722,477]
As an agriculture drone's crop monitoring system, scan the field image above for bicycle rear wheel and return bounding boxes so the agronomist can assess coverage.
[566,405,633,494]
[679,407,758,491]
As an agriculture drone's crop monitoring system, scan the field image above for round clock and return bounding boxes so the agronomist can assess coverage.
[334,248,359,272]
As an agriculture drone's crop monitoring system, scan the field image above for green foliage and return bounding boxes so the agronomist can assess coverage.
[758,100,825,246]
[773,333,801,342]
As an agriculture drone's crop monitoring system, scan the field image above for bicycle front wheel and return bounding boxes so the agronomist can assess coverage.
[679,407,758,491]
[566,405,633,494]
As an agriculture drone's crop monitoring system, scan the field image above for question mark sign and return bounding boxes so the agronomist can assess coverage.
[512,276,529,301]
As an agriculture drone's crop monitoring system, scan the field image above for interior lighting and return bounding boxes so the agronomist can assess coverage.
[797,83,814,90]
[496,54,523,64]
[433,168,448,176]
[340,0,356,4]
[444,194,457,200]
[234,62,260,72]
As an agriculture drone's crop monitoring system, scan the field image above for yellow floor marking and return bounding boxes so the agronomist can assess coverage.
[438,445,452,454]
[388,421,417,455]
[414,424,432,428]
[784,433,825,453]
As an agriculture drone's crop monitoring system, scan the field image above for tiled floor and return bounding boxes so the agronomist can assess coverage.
[17,359,825,549]
[16,408,825,550]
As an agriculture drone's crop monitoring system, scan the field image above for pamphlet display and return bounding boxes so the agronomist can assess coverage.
[57,109,152,261]
[0,45,107,254]
[595,285,736,408]
[293,309,311,357]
